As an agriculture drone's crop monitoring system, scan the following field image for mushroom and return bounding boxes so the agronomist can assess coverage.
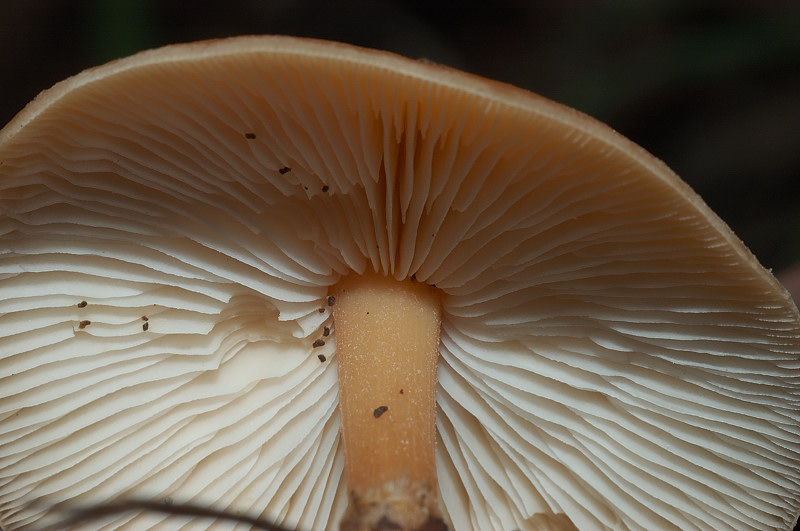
[1,35,799,530]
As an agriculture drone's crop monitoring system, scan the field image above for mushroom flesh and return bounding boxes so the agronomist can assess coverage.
[1,36,800,530]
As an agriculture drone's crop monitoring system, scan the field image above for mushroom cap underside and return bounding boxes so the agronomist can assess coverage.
[1,36,800,530]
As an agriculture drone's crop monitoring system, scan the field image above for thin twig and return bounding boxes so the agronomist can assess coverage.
[35,500,298,531]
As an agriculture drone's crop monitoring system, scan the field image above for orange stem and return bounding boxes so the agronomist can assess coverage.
[332,272,447,530]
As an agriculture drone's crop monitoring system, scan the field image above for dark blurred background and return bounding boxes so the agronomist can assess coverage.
[1,0,799,283]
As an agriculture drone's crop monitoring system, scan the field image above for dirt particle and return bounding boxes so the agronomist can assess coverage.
[78,320,91,329]
[327,295,335,306]
[399,389,404,394]
[321,185,329,193]
[77,300,88,308]
[141,315,148,321]
[317,354,326,363]
[318,308,326,313]
[279,166,291,174]
[313,339,325,348]
[244,132,256,139]
[323,326,330,337]
[376,516,403,530]
[373,406,388,418]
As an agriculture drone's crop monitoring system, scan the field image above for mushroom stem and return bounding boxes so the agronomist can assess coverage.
[332,272,447,530]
